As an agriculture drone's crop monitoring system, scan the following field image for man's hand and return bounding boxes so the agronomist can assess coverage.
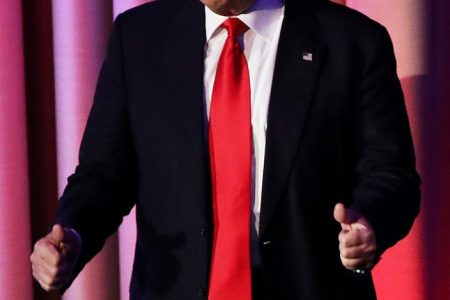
[30,224,81,291]
[333,203,377,272]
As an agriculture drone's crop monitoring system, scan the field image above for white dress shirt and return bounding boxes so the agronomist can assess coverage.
[203,0,285,233]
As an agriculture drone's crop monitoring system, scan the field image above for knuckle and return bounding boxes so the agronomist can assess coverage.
[342,259,352,268]
[36,238,54,253]
[342,235,353,247]
[340,247,348,257]
[48,278,56,287]
[31,263,39,273]
[32,270,39,281]
[37,277,49,290]
[39,280,50,291]
[338,231,345,242]
[34,240,42,250]
[346,260,359,269]
[341,248,353,258]
[46,275,58,287]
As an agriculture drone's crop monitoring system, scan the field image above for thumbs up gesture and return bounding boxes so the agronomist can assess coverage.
[333,203,377,272]
[30,224,81,291]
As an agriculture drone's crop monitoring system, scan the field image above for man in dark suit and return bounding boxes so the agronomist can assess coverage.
[30,0,420,299]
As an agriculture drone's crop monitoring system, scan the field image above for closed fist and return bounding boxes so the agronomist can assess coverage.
[30,224,81,291]
[333,203,377,271]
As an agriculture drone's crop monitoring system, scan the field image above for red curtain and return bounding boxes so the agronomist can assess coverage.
[0,1,32,298]
[0,0,448,299]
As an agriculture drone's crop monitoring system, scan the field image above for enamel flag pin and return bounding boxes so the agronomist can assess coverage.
[302,51,313,62]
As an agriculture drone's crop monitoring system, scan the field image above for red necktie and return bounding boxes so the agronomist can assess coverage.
[208,18,252,300]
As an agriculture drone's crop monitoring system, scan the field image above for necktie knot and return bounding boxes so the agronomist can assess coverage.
[221,18,249,39]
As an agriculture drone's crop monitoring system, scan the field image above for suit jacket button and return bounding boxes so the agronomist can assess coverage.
[200,227,206,236]
[198,287,206,297]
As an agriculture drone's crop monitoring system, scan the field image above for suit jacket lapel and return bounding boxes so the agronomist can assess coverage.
[260,3,323,236]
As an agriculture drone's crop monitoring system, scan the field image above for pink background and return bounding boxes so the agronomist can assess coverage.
[0,0,448,299]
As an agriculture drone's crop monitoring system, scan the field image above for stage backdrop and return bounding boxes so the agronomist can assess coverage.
[0,0,448,299]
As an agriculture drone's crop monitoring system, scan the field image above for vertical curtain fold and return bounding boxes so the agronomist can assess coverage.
[426,1,450,298]
[51,1,119,299]
[0,1,33,299]
[22,1,60,299]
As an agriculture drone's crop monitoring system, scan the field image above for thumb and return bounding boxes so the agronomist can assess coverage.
[50,224,65,245]
[334,203,359,227]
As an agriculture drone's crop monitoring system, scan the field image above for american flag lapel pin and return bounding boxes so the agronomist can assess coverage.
[302,51,313,62]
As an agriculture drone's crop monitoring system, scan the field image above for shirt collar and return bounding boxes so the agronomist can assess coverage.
[205,0,284,42]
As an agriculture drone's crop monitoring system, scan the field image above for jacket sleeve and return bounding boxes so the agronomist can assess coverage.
[349,26,421,257]
[54,14,138,289]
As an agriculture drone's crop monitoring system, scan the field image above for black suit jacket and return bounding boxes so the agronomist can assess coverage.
[55,0,420,299]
